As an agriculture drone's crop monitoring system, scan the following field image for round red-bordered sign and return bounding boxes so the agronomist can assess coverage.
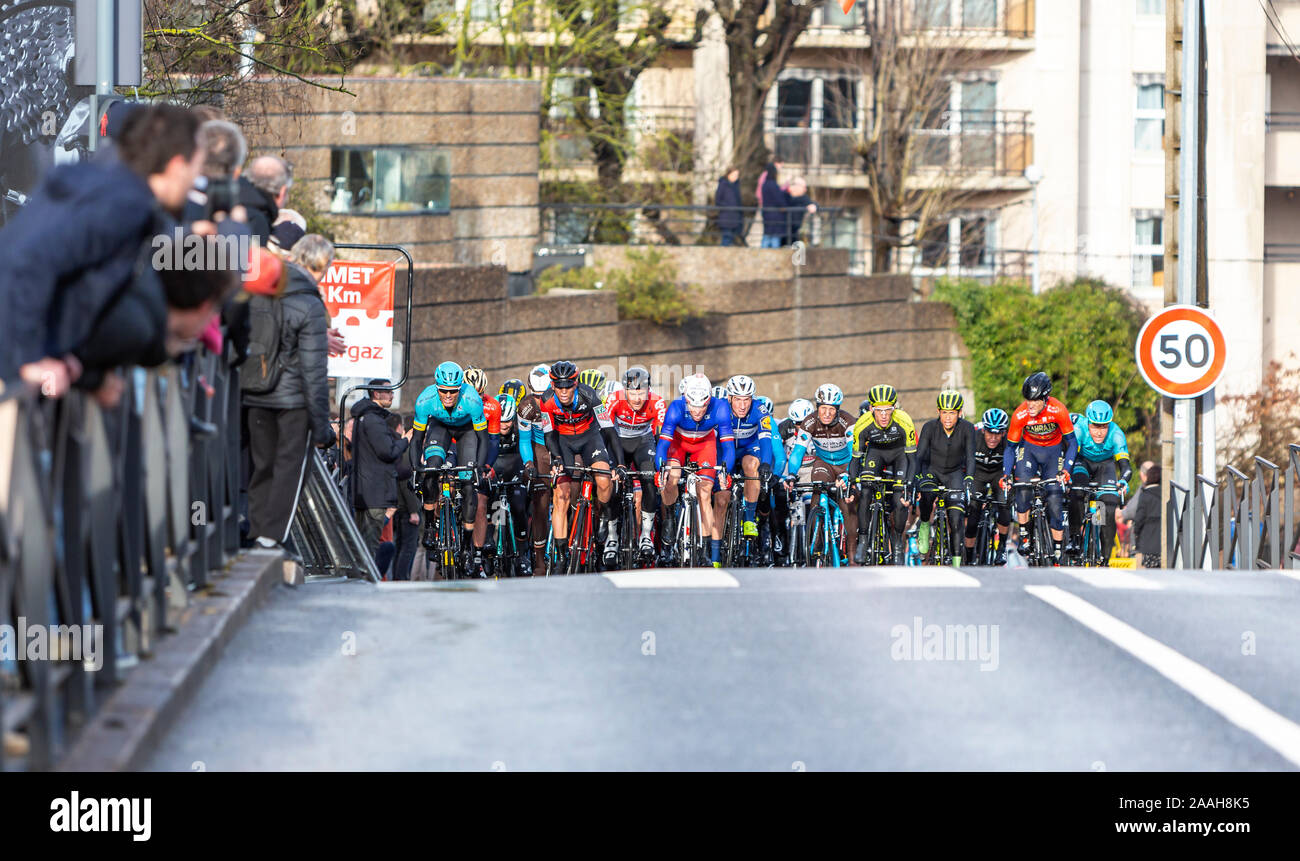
[1135,305,1227,399]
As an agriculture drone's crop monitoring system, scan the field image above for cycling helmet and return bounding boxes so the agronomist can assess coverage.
[434,361,463,389]
[528,364,551,395]
[814,383,843,407]
[550,360,579,387]
[859,399,872,416]
[1022,371,1052,401]
[623,365,651,390]
[726,374,756,398]
[684,377,712,407]
[601,379,623,404]
[1069,412,1084,429]
[787,398,814,423]
[712,385,728,400]
[499,394,517,423]
[463,366,488,395]
[578,367,606,390]
[867,384,899,407]
[981,408,1009,432]
[499,378,525,404]
[1085,399,1113,425]
[678,377,688,395]
[936,389,963,411]
[755,395,774,415]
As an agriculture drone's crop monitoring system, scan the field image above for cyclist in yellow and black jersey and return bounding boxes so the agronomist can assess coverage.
[848,384,917,563]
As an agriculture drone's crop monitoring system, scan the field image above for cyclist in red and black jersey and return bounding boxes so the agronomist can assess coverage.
[538,360,622,570]
[604,365,667,559]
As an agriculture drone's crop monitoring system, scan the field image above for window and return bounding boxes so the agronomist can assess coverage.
[915,212,997,273]
[916,0,953,28]
[328,147,451,215]
[456,0,494,21]
[771,73,860,167]
[1137,0,1164,15]
[914,0,996,29]
[819,0,864,28]
[963,0,996,27]
[916,78,998,170]
[1134,81,1165,152]
[1132,212,1164,288]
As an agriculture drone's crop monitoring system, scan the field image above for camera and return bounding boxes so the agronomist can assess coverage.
[205,175,239,220]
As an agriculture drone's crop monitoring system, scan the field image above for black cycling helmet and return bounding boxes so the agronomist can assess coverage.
[623,365,651,390]
[1022,371,1052,401]
[859,398,872,416]
[550,360,578,387]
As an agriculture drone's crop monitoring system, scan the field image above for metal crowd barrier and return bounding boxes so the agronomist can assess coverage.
[1166,444,1300,570]
[289,450,380,582]
[0,351,241,771]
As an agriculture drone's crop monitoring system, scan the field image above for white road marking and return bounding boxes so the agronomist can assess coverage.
[375,580,498,591]
[1026,584,1300,768]
[1060,567,1165,590]
[604,569,740,588]
[852,567,982,588]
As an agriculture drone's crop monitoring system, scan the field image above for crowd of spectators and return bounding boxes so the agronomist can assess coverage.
[0,101,345,560]
[712,160,819,248]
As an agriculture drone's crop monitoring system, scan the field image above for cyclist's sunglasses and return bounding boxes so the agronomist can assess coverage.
[437,387,459,396]
[551,380,575,390]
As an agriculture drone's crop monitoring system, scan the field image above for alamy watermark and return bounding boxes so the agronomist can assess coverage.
[890,616,998,671]
[0,617,104,672]
[150,227,261,281]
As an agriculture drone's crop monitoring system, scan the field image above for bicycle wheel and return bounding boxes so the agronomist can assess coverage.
[1033,514,1054,567]
[567,500,588,575]
[807,501,827,567]
[619,496,637,571]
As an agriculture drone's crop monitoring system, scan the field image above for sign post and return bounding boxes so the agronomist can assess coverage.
[1135,304,1226,560]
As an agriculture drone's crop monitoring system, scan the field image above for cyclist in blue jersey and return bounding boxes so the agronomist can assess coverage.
[715,374,774,544]
[657,373,737,566]
[1067,399,1132,561]
[411,361,489,564]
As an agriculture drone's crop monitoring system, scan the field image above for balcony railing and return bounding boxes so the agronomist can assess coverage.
[766,107,1033,177]
[798,0,1035,39]
[540,202,854,249]
[542,106,695,172]
[1265,243,1300,262]
[1265,112,1300,130]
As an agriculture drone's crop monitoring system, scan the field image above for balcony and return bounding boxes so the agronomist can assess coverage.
[792,0,1035,50]
[765,107,1033,184]
[1266,113,1300,187]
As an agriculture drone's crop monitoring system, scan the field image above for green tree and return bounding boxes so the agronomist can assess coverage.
[931,278,1160,460]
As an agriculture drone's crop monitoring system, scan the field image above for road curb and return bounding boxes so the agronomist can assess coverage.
[56,549,285,772]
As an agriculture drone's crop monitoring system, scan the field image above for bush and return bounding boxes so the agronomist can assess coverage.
[931,277,1160,462]
[535,248,703,327]
[1219,359,1300,476]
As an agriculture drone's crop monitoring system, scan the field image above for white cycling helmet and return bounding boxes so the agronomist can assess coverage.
[711,385,727,400]
[528,363,551,395]
[787,398,814,423]
[684,377,712,407]
[678,376,688,395]
[726,374,756,398]
[814,383,844,407]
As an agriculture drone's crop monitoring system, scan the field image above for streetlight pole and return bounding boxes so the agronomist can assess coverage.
[1024,164,1043,294]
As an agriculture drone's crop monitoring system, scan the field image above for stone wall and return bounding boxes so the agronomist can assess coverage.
[246,77,540,272]
[391,247,973,419]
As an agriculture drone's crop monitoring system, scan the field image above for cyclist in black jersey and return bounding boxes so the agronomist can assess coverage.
[965,408,1012,565]
[912,390,977,563]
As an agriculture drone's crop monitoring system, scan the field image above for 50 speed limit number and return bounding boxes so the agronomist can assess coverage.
[1135,305,1227,399]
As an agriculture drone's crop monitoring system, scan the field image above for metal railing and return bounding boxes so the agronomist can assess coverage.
[1165,445,1300,570]
[539,202,854,249]
[1265,112,1300,130]
[1264,243,1300,262]
[0,350,241,771]
[793,0,1036,38]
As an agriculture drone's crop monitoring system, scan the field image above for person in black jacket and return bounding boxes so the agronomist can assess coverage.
[758,161,790,248]
[350,379,411,556]
[392,412,422,581]
[244,234,337,549]
[1131,465,1162,568]
[0,104,225,398]
[715,166,743,246]
[241,155,291,247]
[783,176,818,245]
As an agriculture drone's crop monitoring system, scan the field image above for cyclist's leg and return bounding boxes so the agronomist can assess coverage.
[633,440,659,548]
[916,472,940,554]
[550,437,578,543]
[739,445,762,536]
[964,478,988,558]
[940,469,966,560]
[530,443,552,569]
[1090,457,1122,556]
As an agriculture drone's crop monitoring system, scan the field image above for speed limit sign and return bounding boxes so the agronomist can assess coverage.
[1135,304,1227,399]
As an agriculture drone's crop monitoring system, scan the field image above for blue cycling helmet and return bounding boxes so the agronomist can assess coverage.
[981,408,1009,432]
[1085,399,1113,425]
[434,361,463,388]
[755,395,773,416]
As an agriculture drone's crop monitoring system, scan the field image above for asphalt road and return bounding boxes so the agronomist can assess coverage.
[143,564,1300,771]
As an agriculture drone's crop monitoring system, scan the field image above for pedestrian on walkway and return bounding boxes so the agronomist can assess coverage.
[715,166,743,246]
[243,234,337,550]
[350,380,410,558]
[1131,465,1162,568]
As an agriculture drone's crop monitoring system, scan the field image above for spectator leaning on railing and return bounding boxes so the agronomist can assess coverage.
[242,233,337,551]
[783,176,817,245]
[0,104,237,402]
